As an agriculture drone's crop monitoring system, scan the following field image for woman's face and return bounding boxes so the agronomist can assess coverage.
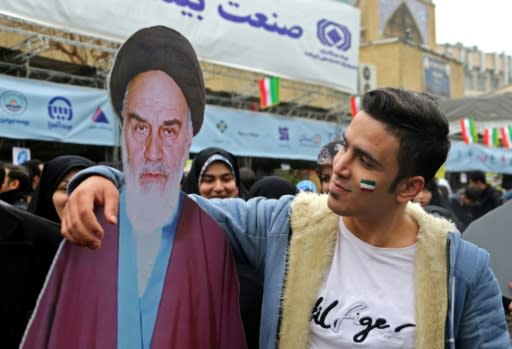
[414,189,433,207]
[52,169,79,221]
[198,161,238,199]
[317,164,333,194]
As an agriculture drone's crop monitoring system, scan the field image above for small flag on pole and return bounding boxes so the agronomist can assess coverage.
[259,77,280,109]
[350,95,361,117]
[460,118,478,144]
[501,126,512,149]
[483,127,499,147]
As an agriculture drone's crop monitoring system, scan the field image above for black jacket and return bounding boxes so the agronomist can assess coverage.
[0,201,61,348]
[472,185,502,219]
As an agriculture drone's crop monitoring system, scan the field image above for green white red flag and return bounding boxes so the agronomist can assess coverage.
[483,127,499,147]
[501,126,512,148]
[360,179,376,192]
[460,118,478,144]
[350,95,361,117]
[259,77,280,109]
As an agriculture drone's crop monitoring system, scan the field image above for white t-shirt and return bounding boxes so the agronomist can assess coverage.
[309,218,417,348]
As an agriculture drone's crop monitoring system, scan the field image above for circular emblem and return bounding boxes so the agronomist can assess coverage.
[1,90,28,115]
[48,96,73,120]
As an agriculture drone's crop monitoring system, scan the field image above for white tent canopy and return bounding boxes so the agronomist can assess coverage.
[438,93,512,134]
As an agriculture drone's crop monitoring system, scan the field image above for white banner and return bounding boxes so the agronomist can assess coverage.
[0,0,360,93]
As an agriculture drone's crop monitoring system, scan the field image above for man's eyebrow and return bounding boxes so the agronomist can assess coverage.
[163,119,182,127]
[343,132,383,170]
[126,113,182,128]
[126,112,145,123]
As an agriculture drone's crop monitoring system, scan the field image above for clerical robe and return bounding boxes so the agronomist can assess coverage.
[20,194,246,349]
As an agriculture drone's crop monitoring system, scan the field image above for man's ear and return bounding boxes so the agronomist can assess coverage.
[7,178,20,191]
[395,176,424,204]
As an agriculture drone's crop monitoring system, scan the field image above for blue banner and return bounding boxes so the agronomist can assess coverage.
[0,74,343,160]
[446,141,512,174]
[0,74,119,146]
[192,105,343,160]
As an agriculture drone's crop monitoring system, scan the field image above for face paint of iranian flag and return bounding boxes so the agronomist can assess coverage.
[360,179,376,192]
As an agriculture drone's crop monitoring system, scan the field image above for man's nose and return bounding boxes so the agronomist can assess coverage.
[332,151,351,178]
[144,133,163,161]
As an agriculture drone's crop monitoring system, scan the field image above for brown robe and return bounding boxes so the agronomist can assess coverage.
[21,195,246,349]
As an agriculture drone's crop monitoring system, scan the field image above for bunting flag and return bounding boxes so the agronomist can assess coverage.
[483,127,499,147]
[460,118,478,144]
[259,77,280,109]
[501,126,512,149]
[350,95,361,117]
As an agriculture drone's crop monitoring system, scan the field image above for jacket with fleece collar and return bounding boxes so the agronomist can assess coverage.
[69,167,511,349]
[192,193,510,349]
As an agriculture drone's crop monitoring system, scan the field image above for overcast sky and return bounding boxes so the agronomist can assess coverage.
[435,0,512,54]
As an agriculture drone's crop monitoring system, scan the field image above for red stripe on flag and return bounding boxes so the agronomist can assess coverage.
[258,79,267,109]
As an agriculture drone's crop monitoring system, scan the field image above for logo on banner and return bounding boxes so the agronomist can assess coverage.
[217,120,228,133]
[279,127,289,141]
[91,107,109,124]
[48,96,73,131]
[317,19,351,51]
[299,133,322,147]
[1,90,27,115]
[303,19,357,72]
[89,107,113,131]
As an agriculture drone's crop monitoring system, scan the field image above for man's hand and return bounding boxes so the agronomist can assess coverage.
[61,176,119,249]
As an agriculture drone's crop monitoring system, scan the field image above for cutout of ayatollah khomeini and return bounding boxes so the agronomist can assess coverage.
[21,26,246,349]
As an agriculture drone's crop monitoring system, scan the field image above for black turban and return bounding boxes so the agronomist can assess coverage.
[109,25,205,135]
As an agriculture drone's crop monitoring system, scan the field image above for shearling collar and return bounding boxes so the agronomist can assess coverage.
[279,193,455,349]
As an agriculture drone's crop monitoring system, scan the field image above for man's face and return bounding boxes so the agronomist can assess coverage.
[1,168,11,193]
[327,111,401,217]
[123,70,191,192]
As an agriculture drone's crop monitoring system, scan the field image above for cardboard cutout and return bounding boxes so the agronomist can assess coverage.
[463,200,512,298]
[21,26,246,349]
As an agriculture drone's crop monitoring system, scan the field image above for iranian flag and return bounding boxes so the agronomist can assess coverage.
[259,77,280,109]
[350,95,361,117]
[460,118,478,144]
[501,126,512,148]
[483,127,499,147]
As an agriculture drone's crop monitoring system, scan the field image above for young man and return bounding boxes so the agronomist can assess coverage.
[0,164,31,209]
[467,170,503,219]
[62,88,511,348]
[22,26,245,349]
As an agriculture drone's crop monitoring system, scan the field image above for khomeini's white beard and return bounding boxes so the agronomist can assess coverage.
[122,146,187,234]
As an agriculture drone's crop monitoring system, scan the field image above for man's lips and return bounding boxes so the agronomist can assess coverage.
[139,172,167,179]
[330,181,352,193]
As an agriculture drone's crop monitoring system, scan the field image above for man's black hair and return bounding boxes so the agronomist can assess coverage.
[468,170,486,184]
[5,164,32,194]
[362,87,450,192]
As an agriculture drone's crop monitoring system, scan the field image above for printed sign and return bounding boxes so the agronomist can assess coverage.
[0,0,360,92]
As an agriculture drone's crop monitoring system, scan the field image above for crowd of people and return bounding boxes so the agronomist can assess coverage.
[1,24,511,348]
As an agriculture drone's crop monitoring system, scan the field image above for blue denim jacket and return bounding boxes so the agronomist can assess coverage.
[70,166,511,349]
